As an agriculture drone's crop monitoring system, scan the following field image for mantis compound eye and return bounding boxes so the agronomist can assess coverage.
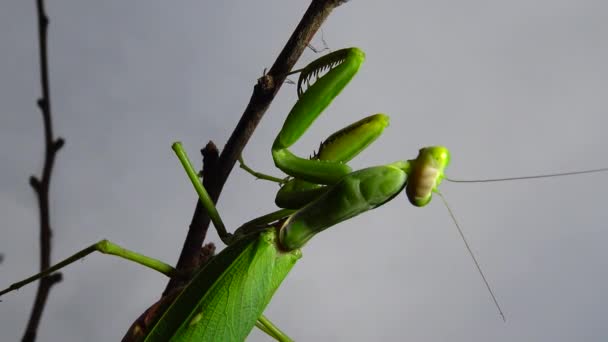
[429,146,451,169]
[416,146,451,169]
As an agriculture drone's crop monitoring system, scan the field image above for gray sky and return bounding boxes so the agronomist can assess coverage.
[1,1,608,341]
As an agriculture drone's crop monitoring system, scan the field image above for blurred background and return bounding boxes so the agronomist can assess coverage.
[1,1,607,341]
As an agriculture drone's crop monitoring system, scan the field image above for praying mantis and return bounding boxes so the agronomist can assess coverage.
[0,47,461,341]
[2,46,607,340]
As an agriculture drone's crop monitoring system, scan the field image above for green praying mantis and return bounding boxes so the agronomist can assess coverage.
[2,47,607,341]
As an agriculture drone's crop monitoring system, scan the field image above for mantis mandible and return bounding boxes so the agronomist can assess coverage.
[2,47,606,340]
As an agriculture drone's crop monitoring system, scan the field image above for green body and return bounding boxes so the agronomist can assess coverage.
[161,48,451,339]
[1,47,455,341]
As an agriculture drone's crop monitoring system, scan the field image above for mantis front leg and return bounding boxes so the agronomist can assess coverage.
[240,112,391,210]
[274,114,389,209]
[272,47,379,185]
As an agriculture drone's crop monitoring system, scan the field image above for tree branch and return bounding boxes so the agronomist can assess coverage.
[22,1,65,341]
[164,0,348,293]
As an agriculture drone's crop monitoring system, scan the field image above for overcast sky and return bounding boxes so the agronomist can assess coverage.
[1,1,608,341]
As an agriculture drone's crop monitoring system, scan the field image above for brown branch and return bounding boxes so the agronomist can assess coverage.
[22,1,65,341]
[164,0,348,293]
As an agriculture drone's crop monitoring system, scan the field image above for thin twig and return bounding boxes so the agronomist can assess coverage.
[164,0,347,293]
[22,1,65,341]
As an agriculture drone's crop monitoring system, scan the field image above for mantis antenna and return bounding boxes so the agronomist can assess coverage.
[437,191,506,322]
[440,164,608,321]
[446,167,608,183]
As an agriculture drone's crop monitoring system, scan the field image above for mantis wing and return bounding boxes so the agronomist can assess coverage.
[145,230,300,342]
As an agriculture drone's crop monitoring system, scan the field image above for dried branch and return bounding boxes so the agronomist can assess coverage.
[22,0,65,341]
[164,0,348,293]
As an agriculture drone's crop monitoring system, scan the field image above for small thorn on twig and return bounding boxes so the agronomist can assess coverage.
[201,141,219,158]
[53,138,65,151]
[29,176,41,191]
[36,98,46,111]
[198,141,219,183]
[198,243,216,267]
[257,74,274,91]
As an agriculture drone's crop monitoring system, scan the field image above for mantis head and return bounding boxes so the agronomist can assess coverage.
[405,146,451,207]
